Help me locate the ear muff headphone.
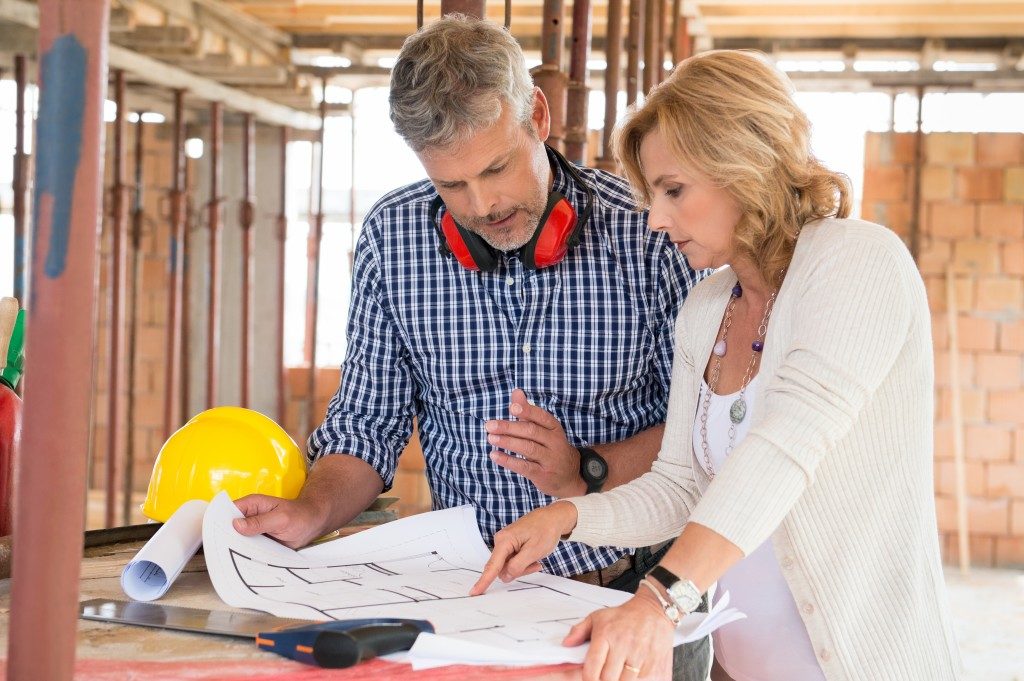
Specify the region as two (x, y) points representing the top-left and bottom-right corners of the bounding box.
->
(429, 146), (595, 272)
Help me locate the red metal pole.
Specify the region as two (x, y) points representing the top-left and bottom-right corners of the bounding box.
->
(672, 11), (692, 65)
(13, 54), (29, 306)
(206, 101), (223, 409)
(625, 0), (643, 105)
(123, 113), (145, 525)
(163, 90), (186, 440)
(9, 2), (110, 679)
(276, 126), (288, 426)
(302, 94), (327, 445)
(565, 0), (593, 164)
(596, 0), (623, 171)
(643, 0), (657, 94)
(180, 150), (192, 421)
(240, 113), (256, 409)
(105, 69), (130, 528)
(534, 0), (568, 152)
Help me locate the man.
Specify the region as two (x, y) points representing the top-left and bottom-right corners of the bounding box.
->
(234, 14), (708, 679)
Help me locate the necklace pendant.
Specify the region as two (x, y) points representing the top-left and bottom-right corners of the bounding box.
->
(713, 340), (727, 357)
(729, 398), (747, 424)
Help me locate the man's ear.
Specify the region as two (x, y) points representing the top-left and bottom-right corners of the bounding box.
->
(531, 87), (551, 142)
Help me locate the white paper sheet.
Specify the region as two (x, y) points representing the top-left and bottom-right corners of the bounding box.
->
(120, 499), (208, 601)
(200, 492), (745, 667)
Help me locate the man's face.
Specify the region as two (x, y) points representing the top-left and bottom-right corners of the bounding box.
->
(417, 91), (553, 252)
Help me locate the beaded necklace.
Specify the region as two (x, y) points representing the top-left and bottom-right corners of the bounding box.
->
(699, 281), (779, 478)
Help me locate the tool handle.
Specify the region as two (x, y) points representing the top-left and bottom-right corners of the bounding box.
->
(313, 623), (423, 668)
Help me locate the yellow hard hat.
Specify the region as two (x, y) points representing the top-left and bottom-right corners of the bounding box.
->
(142, 406), (307, 523)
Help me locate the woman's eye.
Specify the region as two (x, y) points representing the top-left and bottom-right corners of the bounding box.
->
(666, 186), (682, 198)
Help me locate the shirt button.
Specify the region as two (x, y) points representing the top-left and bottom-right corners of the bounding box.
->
(523, 343), (532, 354)
(802, 603), (815, 615)
(506, 276), (515, 286)
(781, 556), (794, 569)
(819, 649), (831, 662)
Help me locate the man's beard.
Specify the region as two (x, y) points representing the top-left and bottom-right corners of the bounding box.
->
(454, 192), (549, 252)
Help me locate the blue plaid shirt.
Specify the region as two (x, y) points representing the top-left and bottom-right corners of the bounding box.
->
(309, 158), (705, 577)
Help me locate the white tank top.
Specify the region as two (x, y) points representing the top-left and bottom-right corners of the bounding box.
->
(692, 374), (825, 681)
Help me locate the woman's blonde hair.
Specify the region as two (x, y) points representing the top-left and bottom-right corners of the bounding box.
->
(615, 50), (850, 287)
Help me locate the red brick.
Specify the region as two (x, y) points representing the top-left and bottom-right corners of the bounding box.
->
(975, 352), (1022, 389)
(995, 537), (1024, 567)
(974, 278), (1024, 314)
(924, 275), (975, 314)
(965, 424), (1013, 461)
(987, 462), (1024, 497)
(934, 494), (958, 532)
(937, 387), (986, 423)
(926, 133), (975, 165)
(136, 325), (167, 361)
(934, 459), (986, 497)
(978, 203), (1024, 240)
(957, 316), (998, 351)
(976, 133), (1024, 167)
(1007, 167), (1024, 202)
(933, 350), (974, 388)
(1004, 243), (1024, 277)
(1013, 499), (1024, 535)
(952, 240), (1000, 275)
(968, 497), (1010, 534)
(863, 166), (908, 202)
(879, 201), (911, 236)
(316, 367), (342, 399)
(134, 393), (165, 429)
(931, 312), (949, 351)
(1000, 320), (1024, 352)
(944, 534), (995, 568)
(287, 366), (308, 398)
(989, 391), (1024, 425)
(956, 167), (1004, 201)
(928, 202), (976, 239)
(920, 166), (953, 201)
(918, 239), (952, 277)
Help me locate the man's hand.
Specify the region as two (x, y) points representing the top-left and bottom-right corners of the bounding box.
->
(485, 388), (587, 498)
(469, 501), (578, 595)
(232, 494), (329, 550)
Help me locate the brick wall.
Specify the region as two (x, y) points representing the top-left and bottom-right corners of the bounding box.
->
(863, 131), (1024, 568)
(90, 122), (198, 526)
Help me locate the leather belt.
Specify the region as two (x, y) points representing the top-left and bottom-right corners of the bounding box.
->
(570, 553), (634, 587)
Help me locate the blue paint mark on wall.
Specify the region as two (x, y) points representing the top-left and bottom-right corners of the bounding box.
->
(32, 34), (86, 279)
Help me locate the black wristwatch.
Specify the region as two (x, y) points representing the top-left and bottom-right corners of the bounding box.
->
(577, 447), (608, 494)
(647, 565), (702, 615)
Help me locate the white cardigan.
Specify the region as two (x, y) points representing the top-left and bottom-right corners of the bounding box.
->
(568, 218), (963, 680)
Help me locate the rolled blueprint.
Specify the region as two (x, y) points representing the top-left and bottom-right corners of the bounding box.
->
(121, 499), (208, 601)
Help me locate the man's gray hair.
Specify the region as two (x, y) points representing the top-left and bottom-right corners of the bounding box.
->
(389, 14), (535, 151)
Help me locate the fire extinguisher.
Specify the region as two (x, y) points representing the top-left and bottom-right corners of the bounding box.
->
(0, 297), (24, 537)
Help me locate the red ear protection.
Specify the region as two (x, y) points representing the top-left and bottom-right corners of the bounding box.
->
(429, 146), (594, 273)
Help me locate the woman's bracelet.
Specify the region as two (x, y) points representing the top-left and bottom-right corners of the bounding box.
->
(638, 577), (682, 626)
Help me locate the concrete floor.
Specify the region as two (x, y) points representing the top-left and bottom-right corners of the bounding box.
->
(945, 567), (1024, 680)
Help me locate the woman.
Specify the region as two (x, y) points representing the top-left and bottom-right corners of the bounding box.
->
(470, 50), (962, 681)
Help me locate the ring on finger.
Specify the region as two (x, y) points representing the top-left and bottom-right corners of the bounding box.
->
(623, 663), (641, 674)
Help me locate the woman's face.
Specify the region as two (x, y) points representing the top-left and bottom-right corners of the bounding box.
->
(639, 127), (743, 271)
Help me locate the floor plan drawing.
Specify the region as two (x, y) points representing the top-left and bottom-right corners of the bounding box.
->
(199, 492), (744, 667)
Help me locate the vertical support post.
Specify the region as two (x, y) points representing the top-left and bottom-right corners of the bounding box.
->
(163, 90), (186, 439)
(565, 0), (593, 164)
(239, 113), (256, 409)
(596, 0), (623, 172)
(9, 2), (110, 679)
(123, 113), (145, 525)
(13, 54), (29, 305)
(348, 92), (358, 275)
(643, 0), (657, 94)
(105, 69), (130, 528)
(654, 0), (666, 83)
(206, 101), (223, 409)
(625, 0), (643, 105)
(180, 150), (192, 421)
(276, 126), (288, 426)
(671, 3), (691, 65)
(909, 86), (924, 264)
(302, 90), (327, 446)
(534, 0), (568, 152)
